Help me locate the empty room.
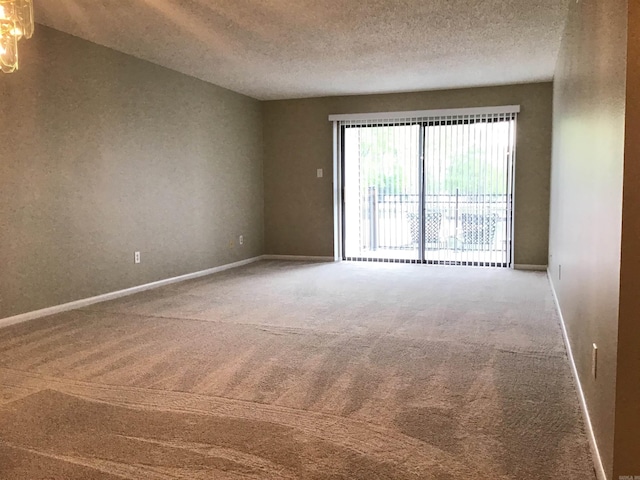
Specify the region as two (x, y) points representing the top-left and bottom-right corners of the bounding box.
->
(1, 0), (639, 479)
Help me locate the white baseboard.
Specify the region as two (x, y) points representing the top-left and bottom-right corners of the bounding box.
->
(0, 256), (263, 330)
(514, 264), (548, 271)
(547, 270), (608, 480)
(261, 255), (335, 262)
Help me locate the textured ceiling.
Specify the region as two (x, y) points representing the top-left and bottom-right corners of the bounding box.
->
(34, 0), (570, 100)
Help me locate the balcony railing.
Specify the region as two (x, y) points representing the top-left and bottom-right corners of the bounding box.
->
(346, 190), (510, 261)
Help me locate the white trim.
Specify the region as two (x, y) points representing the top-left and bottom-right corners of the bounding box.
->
(328, 105), (521, 122)
(0, 256), (263, 330)
(261, 255), (336, 262)
(514, 264), (548, 271)
(548, 272), (608, 480)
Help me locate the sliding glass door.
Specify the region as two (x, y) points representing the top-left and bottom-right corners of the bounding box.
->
(343, 124), (421, 261)
(340, 109), (516, 267)
(422, 117), (515, 266)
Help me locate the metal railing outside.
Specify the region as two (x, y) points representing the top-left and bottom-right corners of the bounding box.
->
(352, 191), (510, 264)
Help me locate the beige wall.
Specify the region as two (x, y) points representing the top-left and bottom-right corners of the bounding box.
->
(263, 83), (553, 265)
(548, 0), (627, 477)
(0, 26), (264, 319)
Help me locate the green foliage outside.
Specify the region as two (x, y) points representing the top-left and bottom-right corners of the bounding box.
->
(358, 126), (412, 195)
(443, 148), (507, 195)
(358, 124), (509, 195)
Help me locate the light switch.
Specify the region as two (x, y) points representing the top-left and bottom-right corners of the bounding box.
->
(317, 168), (323, 178)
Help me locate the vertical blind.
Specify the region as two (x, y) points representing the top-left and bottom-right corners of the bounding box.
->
(334, 106), (518, 267)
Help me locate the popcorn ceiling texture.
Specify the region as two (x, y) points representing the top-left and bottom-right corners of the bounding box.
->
(35, 0), (570, 100)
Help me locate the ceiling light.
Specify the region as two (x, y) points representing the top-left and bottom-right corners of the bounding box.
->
(0, 0), (34, 73)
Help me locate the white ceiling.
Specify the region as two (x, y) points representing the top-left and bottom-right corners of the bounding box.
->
(35, 0), (570, 100)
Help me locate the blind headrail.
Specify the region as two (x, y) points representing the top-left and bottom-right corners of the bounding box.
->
(328, 105), (520, 122)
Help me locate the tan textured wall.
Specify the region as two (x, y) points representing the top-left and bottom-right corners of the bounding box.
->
(263, 83), (553, 265)
(616, 2), (640, 477)
(548, 0), (627, 477)
(0, 26), (264, 319)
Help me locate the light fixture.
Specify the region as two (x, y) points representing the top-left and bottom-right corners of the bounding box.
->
(0, 0), (34, 73)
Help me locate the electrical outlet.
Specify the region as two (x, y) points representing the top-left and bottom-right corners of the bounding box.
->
(239, 235), (244, 245)
(134, 251), (141, 264)
(592, 343), (598, 379)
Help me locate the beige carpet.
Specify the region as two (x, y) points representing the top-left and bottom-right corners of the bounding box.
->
(0, 260), (595, 479)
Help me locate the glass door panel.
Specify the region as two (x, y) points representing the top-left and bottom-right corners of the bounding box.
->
(343, 124), (421, 261)
(423, 118), (514, 266)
